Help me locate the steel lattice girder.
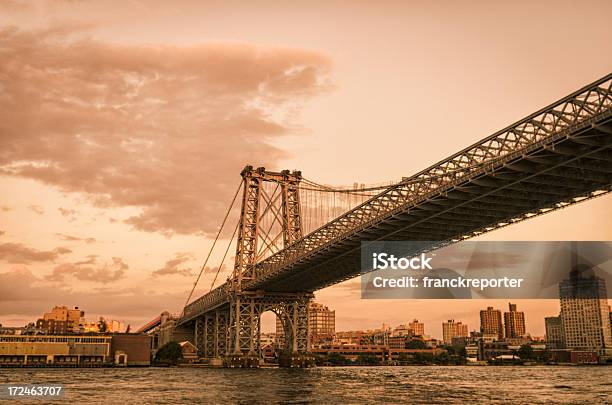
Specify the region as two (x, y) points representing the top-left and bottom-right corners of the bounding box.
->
(227, 292), (313, 356)
(180, 73), (612, 324)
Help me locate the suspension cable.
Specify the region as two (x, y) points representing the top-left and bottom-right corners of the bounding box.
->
(298, 155), (512, 194)
(181, 179), (243, 313)
(210, 218), (239, 292)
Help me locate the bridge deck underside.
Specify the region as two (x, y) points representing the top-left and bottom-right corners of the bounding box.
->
(248, 117), (612, 293)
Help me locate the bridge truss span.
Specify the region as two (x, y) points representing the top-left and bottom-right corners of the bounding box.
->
(179, 73), (612, 367)
(249, 73), (612, 291)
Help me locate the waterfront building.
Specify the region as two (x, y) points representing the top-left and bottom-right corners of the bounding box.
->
(544, 315), (565, 350)
(388, 335), (409, 349)
(309, 302), (335, 343)
(391, 324), (413, 337)
(442, 320), (468, 344)
(109, 320), (126, 333)
(360, 329), (390, 347)
(334, 330), (366, 346)
(40, 305), (84, 334)
(408, 319), (425, 336)
(37, 305), (86, 334)
(0, 334), (110, 366)
(178, 341), (198, 363)
(504, 303), (526, 339)
(0, 334), (151, 367)
(480, 306), (503, 341)
(110, 334), (153, 366)
(35, 319), (70, 335)
(559, 267), (612, 356)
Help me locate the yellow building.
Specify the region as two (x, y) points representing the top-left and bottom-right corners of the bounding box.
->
(42, 306), (85, 333)
(408, 319), (425, 336)
(0, 335), (111, 366)
(442, 320), (468, 344)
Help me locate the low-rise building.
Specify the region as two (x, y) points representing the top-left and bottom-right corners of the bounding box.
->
(0, 334), (151, 367)
(178, 341), (198, 363)
(35, 319), (70, 335)
(0, 334), (111, 366)
(110, 334), (151, 366)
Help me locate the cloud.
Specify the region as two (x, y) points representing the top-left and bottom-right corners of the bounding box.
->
(27, 205), (44, 215)
(0, 0), (31, 13)
(0, 206), (10, 211)
(152, 252), (194, 277)
(0, 26), (332, 236)
(74, 254), (97, 265)
(57, 207), (78, 222)
(46, 256), (128, 284)
(55, 233), (96, 244)
(0, 266), (185, 327)
(0, 230), (5, 236)
(0, 242), (71, 264)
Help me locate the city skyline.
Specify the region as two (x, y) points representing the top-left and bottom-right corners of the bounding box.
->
(3, 299), (595, 342)
(1, 0), (612, 340)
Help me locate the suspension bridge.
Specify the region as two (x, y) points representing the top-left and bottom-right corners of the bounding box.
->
(140, 73), (612, 367)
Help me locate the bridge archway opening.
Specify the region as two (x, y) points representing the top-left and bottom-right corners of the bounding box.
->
(259, 308), (293, 357)
(259, 310), (276, 334)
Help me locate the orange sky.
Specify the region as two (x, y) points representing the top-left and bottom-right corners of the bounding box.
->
(1, 0), (611, 339)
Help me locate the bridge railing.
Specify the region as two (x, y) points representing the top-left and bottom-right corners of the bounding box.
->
(250, 73), (612, 286)
(182, 282), (230, 322)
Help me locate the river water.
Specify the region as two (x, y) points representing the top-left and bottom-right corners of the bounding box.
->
(1, 366), (611, 404)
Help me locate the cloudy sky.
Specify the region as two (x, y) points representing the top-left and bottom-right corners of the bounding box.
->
(1, 0), (611, 338)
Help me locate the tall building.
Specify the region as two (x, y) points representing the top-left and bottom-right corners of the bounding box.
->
(559, 266), (612, 356)
(309, 302), (335, 343)
(442, 319), (468, 344)
(108, 319), (126, 333)
(480, 306), (503, 341)
(408, 319), (425, 336)
(504, 303), (526, 339)
(276, 301), (335, 347)
(40, 305), (84, 334)
(544, 315), (565, 350)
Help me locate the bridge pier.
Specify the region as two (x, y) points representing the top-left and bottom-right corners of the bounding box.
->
(194, 309), (229, 359)
(278, 353), (315, 368)
(226, 291), (314, 368)
(188, 289), (316, 367)
(191, 292), (314, 368)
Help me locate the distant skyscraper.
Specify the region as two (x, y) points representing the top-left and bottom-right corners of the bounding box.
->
(559, 260), (612, 356)
(480, 306), (503, 341)
(408, 319), (425, 336)
(544, 315), (565, 350)
(442, 319), (468, 344)
(504, 303), (526, 339)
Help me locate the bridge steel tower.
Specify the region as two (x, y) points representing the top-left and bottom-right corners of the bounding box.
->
(194, 166), (314, 368)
